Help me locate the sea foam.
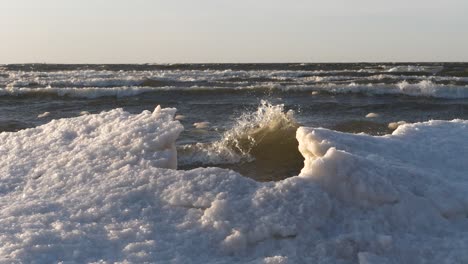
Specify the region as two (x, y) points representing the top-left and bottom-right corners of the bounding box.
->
(2, 68), (468, 99)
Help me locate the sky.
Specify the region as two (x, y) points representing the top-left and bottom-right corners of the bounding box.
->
(1, 0), (468, 63)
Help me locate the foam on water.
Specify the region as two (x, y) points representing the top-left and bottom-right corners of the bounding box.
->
(386, 65), (443, 73)
(280, 81), (468, 99)
(1, 106), (468, 263)
(0, 86), (160, 98)
(2, 66), (468, 99)
(2, 81), (467, 99)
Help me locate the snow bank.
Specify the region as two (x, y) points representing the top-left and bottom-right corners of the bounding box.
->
(297, 120), (468, 263)
(0, 107), (329, 263)
(0, 107), (185, 261)
(1, 107), (468, 263)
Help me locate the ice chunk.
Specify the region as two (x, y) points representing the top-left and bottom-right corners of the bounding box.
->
(388, 120), (407, 130)
(175, 114), (186, 120)
(365, 112), (379, 118)
(193, 121), (211, 129)
(37, 111), (50, 118)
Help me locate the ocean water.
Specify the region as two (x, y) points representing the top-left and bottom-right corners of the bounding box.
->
(1, 63), (468, 263)
(1, 63), (467, 181)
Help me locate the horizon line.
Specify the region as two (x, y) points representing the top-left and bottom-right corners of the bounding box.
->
(2, 61), (468, 65)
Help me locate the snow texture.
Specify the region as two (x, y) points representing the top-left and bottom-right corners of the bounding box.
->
(1, 107), (468, 263)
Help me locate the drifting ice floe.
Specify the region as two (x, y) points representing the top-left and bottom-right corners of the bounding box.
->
(37, 111), (50, 118)
(365, 112), (379, 118)
(0, 107), (467, 263)
(193, 121), (211, 129)
(175, 114), (186, 120)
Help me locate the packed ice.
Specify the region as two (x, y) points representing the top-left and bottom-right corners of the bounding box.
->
(1, 106), (467, 263)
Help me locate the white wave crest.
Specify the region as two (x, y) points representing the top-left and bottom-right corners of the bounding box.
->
(178, 100), (299, 166)
(281, 81), (468, 99)
(1, 67), (468, 99)
(1, 80), (468, 99)
(386, 65), (443, 73)
(0, 86), (162, 98)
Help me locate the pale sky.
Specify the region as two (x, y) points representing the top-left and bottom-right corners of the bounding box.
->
(1, 0), (468, 63)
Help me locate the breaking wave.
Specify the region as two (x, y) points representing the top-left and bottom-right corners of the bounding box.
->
(2, 64), (468, 99)
(1, 80), (468, 99)
(280, 80), (468, 99)
(0, 86), (161, 99)
(178, 101), (303, 180)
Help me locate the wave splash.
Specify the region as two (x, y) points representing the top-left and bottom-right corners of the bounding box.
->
(179, 101), (303, 180)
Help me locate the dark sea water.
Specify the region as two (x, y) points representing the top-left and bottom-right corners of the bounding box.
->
(1, 63), (468, 180)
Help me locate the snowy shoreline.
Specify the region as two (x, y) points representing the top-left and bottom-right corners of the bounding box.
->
(1, 107), (467, 263)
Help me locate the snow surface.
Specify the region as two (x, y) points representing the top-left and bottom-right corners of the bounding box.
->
(1, 107), (468, 263)
(297, 120), (468, 263)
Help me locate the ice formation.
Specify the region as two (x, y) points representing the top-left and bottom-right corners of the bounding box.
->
(1, 107), (467, 263)
(365, 112), (379, 118)
(175, 114), (186, 120)
(388, 121), (407, 130)
(37, 111), (51, 118)
(193, 121), (211, 129)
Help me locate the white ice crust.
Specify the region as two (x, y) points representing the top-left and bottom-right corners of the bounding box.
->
(1, 107), (468, 263)
(297, 120), (468, 263)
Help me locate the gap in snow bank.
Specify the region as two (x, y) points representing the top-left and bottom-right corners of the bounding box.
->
(178, 100), (304, 181)
(177, 100), (408, 181)
(2, 105), (468, 263)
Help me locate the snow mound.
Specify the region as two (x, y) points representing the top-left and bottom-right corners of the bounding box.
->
(0, 107), (330, 263)
(297, 119), (468, 263)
